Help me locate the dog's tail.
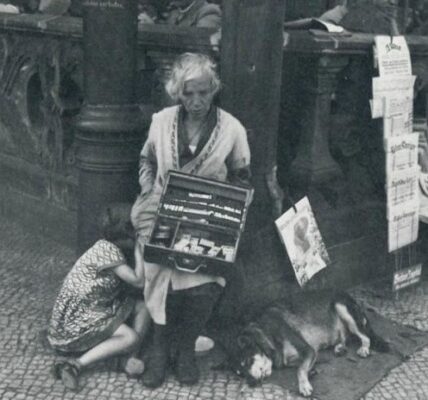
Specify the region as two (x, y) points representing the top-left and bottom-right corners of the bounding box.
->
(332, 291), (390, 353)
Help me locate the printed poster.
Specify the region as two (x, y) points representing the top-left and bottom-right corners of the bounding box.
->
(275, 197), (330, 287)
(370, 95), (413, 120)
(383, 112), (413, 137)
(374, 35), (412, 77)
(384, 133), (419, 175)
(372, 75), (415, 98)
(392, 263), (422, 291)
(387, 200), (419, 252)
(370, 76), (415, 136)
(386, 168), (419, 208)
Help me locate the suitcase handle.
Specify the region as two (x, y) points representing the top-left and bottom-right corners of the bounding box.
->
(167, 255), (206, 273)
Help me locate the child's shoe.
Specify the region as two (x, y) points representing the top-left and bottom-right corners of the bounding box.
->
(123, 356), (145, 378)
(53, 358), (81, 391)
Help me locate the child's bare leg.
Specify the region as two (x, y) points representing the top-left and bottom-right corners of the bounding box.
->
(77, 324), (139, 368)
(133, 300), (151, 345)
(123, 300), (151, 377)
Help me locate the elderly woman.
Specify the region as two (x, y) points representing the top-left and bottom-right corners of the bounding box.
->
(131, 52), (251, 387)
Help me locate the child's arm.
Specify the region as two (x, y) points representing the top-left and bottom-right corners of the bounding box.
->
(113, 245), (145, 289)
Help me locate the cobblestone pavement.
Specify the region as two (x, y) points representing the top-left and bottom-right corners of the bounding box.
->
(1, 217), (428, 400)
(350, 284), (428, 400)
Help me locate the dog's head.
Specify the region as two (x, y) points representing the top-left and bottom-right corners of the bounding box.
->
(233, 322), (275, 386)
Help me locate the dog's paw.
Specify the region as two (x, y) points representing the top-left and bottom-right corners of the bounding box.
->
(357, 346), (370, 358)
(298, 379), (313, 397)
(334, 343), (347, 356)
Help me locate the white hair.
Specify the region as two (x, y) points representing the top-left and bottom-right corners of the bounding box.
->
(165, 53), (221, 102)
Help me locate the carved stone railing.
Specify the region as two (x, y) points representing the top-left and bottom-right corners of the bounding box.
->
(281, 30), (428, 192)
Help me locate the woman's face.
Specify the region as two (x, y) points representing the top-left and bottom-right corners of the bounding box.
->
(180, 75), (215, 119)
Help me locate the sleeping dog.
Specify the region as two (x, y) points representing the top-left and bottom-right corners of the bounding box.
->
(232, 291), (390, 397)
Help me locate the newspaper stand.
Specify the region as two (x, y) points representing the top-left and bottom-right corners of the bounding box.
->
(144, 171), (252, 277)
(371, 34), (422, 296)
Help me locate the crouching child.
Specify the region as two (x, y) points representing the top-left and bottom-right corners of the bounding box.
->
(47, 204), (151, 391)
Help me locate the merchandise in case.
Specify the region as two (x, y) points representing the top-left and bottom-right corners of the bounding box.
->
(144, 171), (253, 277)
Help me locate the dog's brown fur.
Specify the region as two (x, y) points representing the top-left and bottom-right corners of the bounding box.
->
(232, 291), (389, 397)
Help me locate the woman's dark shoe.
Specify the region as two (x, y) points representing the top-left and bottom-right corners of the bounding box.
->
(175, 350), (200, 385)
(142, 323), (169, 388)
(141, 347), (168, 388)
(53, 358), (81, 391)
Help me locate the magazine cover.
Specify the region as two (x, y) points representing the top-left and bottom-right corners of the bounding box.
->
(275, 197), (330, 286)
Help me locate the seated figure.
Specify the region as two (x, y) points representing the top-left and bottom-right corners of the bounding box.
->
(138, 0), (161, 24)
(319, 0), (405, 34)
(164, 0), (221, 29)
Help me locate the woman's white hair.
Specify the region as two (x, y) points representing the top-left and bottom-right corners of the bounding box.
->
(165, 53), (221, 102)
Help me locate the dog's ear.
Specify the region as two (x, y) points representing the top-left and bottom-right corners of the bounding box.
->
(245, 323), (276, 356)
(237, 334), (251, 349)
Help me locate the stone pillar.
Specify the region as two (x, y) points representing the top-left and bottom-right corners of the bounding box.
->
(75, 0), (141, 251)
(214, 0), (288, 318)
(289, 55), (349, 189)
(220, 0), (286, 227)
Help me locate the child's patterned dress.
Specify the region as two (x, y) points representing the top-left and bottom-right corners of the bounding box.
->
(47, 240), (135, 353)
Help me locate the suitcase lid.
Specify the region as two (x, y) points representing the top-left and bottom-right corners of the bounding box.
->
(158, 171), (252, 231)
(164, 171), (253, 204)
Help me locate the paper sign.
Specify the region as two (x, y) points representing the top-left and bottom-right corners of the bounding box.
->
(374, 36), (412, 77)
(275, 197), (330, 287)
(372, 76), (415, 98)
(386, 168), (420, 208)
(392, 263), (422, 291)
(383, 112), (413, 137)
(371, 75), (415, 132)
(392, 114), (406, 134)
(385, 133), (419, 173)
(384, 95), (413, 118)
(372, 35), (419, 253)
(387, 201), (419, 252)
(371, 95), (413, 120)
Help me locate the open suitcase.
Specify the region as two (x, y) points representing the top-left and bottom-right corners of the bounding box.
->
(144, 171), (253, 277)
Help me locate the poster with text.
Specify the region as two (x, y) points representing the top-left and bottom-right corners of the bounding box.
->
(374, 35), (412, 77)
(386, 167), (419, 208)
(387, 201), (419, 252)
(384, 133), (419, 175)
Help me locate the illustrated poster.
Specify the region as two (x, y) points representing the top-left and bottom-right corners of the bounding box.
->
(275, 197), (330, 286)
